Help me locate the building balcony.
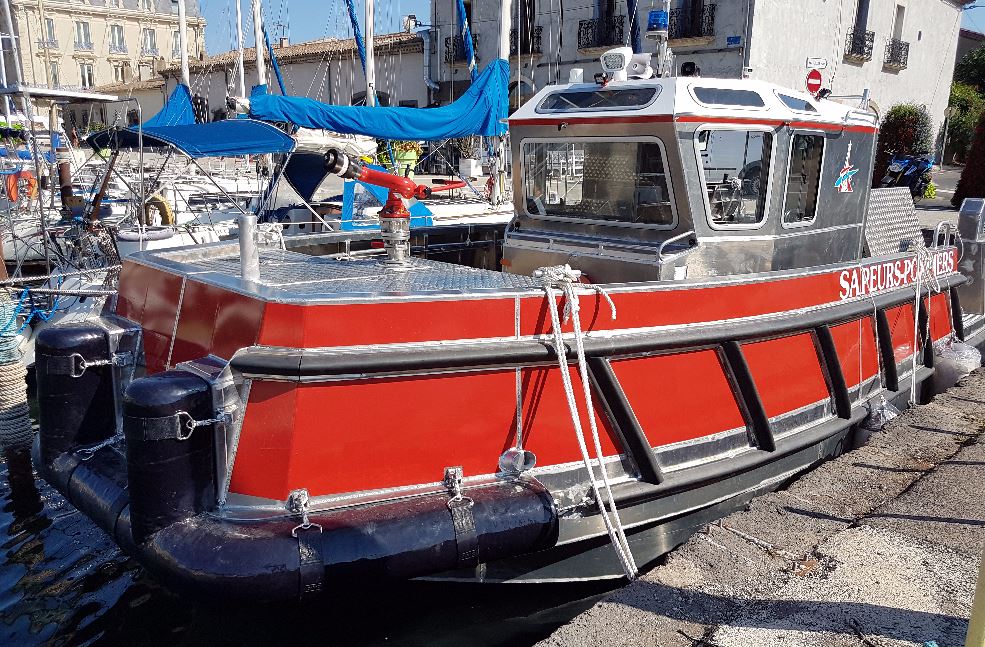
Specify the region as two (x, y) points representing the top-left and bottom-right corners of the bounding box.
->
(444, 34), (479, 65)
(884, 38), (909, 70)
(668, 3), (716, 42)
(844, 29), (874, 62)
(74, 40), (94, 52)
(578, 15), (625, 50)
(108, 43), (128, 55)
(141, 46), (159, 57)
(510, 26), (543, 56)
(36, 38), (58, 50)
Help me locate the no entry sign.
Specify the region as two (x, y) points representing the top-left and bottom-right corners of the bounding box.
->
(806, 69), (823, 95)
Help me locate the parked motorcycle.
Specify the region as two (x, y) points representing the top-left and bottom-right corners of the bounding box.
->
(880, 154), (933, 203)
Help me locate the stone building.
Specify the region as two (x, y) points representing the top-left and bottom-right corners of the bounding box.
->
(6, 0), (204, 93)
(431, 0), (973, 129)
(157, 31), (429, 122)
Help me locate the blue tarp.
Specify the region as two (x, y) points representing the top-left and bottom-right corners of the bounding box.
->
(248, 58), (509, 140)
(88, 119), (296, 158)
(144, 84), (195, 127)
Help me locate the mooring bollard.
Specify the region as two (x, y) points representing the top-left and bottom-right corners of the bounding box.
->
(968, 544), (985, 647)
(0, 294), (33, 447)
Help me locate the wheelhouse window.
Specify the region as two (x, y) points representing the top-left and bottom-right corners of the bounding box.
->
(782, 134), (825, 226)
(697, 129), (773, 227)
(522, 139), (674, 226)
(692, 87), (765, 108)
(536, 87), (659, 113)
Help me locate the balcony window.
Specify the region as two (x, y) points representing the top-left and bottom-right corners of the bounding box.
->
(844, 29), (874, 62)
(79, 63), (94, 89)
(884, 39), (909, 70)
(38, 17), (57, 49)
(110, 25), (127, 54)
(142, 28), (158, 56)
(172, 30), (181, 58)
(510, 26), (543, 55)
(578, 15), (625, 50)
(48, 61), (60, 88)
(75, 22), (92, 50)
(444, 34), (479, 65)
(668, 2), (716, 40)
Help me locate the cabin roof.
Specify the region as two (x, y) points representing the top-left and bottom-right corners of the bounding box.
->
(509, 76), (878, 131)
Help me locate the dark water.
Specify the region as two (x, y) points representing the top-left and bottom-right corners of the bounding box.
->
(0, 431), (615, 646)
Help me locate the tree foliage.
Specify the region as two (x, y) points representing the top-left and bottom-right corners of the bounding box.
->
(873, 103), (935, 185)
(955, 43), (985, 91)
(953, 110), (985, 207)
(947, 82), (985, 163)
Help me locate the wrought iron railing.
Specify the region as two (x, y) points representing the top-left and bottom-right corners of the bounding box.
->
(884, 38), (909, 70)
(844, 29), (874, 61)
(510, 26), (543, 55)
(578, 15), (625, 50)
(444, 34), (479, 65)
(109, 43), (128, 54)
(141, 46), (159, 57)
(37, 38), (58, 50)
(668, 3), (716, 40)
(74, 40), (93, 52)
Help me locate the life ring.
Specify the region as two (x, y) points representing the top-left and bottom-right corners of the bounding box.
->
(142, 193), (175, 226)
(5, 170), (37, 202)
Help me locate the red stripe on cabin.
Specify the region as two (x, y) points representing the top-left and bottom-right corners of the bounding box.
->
(927, 293), (953, 342)
(829, 317), (879, 388)
(230, 367), (622, 500)
(509, 115), (675, 126)
(885, 304), (917, 364)
(610, 349), (745, 447)
(742, 333), (830, 418)
(676, 115), (878, 133)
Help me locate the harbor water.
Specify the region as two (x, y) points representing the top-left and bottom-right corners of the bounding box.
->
(0, 411), (614, 646)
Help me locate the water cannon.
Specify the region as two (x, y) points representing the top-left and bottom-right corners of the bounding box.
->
(324, 148), (431, 267)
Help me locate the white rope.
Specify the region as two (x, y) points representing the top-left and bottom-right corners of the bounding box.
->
(909, 245), (943, 404)
(534, 264), (638, 580)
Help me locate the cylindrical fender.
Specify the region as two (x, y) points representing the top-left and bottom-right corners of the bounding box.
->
(123, 370), (217, 544)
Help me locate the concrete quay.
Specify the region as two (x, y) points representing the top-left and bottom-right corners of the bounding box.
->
(540, 371), (985, 647)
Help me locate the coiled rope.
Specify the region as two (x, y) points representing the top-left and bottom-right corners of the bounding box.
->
(535, 264), (638, 580)
(0, 296), (32, 446)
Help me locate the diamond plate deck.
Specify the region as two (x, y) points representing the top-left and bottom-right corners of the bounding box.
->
(865, 188), (924, 257)
(174, 248), (539, 298)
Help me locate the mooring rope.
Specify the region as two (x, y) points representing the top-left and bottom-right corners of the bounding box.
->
(0, 297), (32, 446)
(535, 264), (638, 580)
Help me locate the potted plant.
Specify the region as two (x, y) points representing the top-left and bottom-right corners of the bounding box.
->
(453, 135), (482, 177)
(378, 140), (422, 177)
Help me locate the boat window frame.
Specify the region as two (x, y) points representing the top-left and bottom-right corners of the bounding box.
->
(693, 123), (778, 232)
(688, 86), (768, 112)
(518, 135), (679, 231)
(774, 91), (818, 114)
(780, 129), (828, 230)
(534, 85), (662, 115)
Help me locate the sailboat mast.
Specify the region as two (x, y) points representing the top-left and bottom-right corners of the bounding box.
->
(364, 0), (376, 106)
(490, 0), (510, 207)
(235, 0), (246, 95)
(176, 0), (190, 87)
(252, 0), (268, 86)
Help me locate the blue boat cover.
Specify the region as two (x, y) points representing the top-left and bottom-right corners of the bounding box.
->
(248, 58), (509, 140)
(144, 84), (195, 127)
(88, 119), (296, 158)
